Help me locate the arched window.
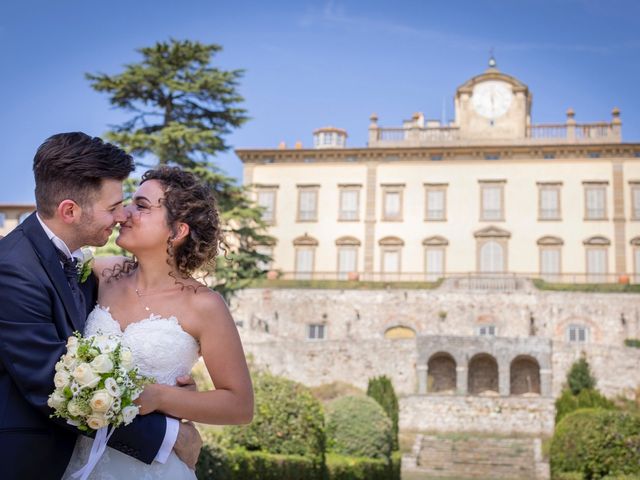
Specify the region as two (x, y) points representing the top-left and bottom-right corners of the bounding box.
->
(475, 226), (510, 273)
(583, 236), (610, 283)
(336, 236), (360, 280)
(293, 235), (318, 280)
(379, 236), (404, 280)
(384, 326), (416, 339)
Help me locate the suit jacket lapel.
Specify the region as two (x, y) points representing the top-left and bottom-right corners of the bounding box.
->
(21, 213), (85, 332)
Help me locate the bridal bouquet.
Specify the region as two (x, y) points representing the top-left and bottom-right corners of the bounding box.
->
(48, 332), (154, 431)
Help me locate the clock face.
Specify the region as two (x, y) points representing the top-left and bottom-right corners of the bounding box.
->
(472, 81), (513, 119)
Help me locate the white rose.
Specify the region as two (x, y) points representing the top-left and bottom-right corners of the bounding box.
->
(66, 336), (79, 354)
(87, 413), (108, 430)
(62, 353), (77, 369)
(104, 377), (122, 397)
(72, 363), (100, 388)
(91, 354), (114, 374)
(53, 371), (70, 389)
(67, 399), (86, 417)
(93, 335), (118, 354)
(47, 391), (66, 410)
(89, 390), (114, 413)
(54, 360), (65, 372)
(120, 349), (133, 370)
(121, 406), (138, 425)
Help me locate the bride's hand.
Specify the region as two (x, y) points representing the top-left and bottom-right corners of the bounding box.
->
(133, 383), (165, 415)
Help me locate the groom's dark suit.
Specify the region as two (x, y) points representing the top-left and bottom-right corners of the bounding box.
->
(0, 213), (167, 480)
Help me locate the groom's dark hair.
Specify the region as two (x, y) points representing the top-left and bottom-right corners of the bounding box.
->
(33, 132), (134, 218)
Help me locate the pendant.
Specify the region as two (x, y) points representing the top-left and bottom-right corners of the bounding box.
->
(145, 306), (150, 311)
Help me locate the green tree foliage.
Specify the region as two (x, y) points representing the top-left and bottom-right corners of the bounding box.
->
(221, 372), (326, 467)
(86, 39), (247, 167)
(325, 395), (393, 460)
(366, 376), (399, 451)
(567, 357), (596, 395)
(555, 388), (616, 424)
(550, 408), (640, 478)
(87, 39), (273, 299)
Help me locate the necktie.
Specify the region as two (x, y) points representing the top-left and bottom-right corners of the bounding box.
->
(55, 248), (86, 319)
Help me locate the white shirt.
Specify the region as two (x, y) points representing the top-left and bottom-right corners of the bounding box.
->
(36, 213), (179, 464)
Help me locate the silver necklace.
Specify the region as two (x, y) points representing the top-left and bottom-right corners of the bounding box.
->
(135, 285), (181, 312)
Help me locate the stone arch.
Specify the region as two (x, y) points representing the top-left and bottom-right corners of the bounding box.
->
(510, 355), (541, 395)
(427, 352), (456, 394)
(384, 325), (416, 340)
(468, 353), (499, 395)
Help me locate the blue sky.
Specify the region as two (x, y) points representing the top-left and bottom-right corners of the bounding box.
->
(1, 0), (639, 202)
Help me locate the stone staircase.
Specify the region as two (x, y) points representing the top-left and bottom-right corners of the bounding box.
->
(403, 433), (549, 479)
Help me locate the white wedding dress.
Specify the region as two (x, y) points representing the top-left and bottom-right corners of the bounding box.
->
(63, 305), (200, 480)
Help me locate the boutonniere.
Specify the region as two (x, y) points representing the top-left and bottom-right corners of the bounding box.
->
(77, 247), (95, 284)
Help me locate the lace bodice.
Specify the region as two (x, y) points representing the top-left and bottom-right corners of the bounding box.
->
(84, 305), (200, 386)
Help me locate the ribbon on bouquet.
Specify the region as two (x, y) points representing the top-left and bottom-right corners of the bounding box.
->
(71, 426), (116, 480)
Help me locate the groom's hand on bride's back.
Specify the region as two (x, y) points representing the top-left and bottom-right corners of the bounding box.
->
(174, 421), (203, 470)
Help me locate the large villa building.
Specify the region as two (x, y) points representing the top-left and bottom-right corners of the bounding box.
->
(236, 58), (640, 284)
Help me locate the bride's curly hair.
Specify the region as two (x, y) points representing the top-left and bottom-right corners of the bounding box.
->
(143, 166), (223, 278)
(105, 167), (225, 286)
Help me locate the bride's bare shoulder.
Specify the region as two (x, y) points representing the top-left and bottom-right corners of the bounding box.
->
(93, 255), (134, 282)
(187, 287), (232, 327)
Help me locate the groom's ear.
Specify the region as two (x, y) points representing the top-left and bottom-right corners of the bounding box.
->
(57, 199), (81, 224)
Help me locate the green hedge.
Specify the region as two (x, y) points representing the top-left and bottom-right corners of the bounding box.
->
(326, 395), (393, 460)
(222, 371), (326, 463)
(552, 473), (583, 480)
(550, 408), (640, 478)
(555, 388), (615, 423)
(532, 279), (640, 293)
(248, 278), (443, 290)
(196, 445), (320, 480)
(196, 446), (402, 480)
(326, 452), (401, 480)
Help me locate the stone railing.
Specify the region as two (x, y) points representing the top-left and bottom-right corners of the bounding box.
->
(367, 108), (622, 147)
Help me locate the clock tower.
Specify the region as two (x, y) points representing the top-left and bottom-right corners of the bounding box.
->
(454, 57), (531, 141)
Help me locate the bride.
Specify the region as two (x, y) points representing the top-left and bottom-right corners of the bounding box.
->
(64, 166), (254, 479)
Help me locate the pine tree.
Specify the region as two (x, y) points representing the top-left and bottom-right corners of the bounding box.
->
(87, 39), (273, 299)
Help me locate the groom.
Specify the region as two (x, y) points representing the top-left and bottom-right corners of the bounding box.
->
(0, 132), (202, 479)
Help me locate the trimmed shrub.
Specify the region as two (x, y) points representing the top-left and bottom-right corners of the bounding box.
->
(555, 388), (616, 423)
(567, 357), (596, 395)
(550, 408), (640, 478)
(222, 371), (326, 465)
(326, 452), (401, 480)
(196, 445), (318, 480)
(326, 395), (393, 460)
(366, 375), (400, 451)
